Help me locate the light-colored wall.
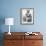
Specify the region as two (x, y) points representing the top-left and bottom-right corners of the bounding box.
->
(0, 0), (46, 32)
(0, 0), (46, 46)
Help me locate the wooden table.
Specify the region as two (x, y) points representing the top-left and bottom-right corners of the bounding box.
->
(4, 32), (43, 46)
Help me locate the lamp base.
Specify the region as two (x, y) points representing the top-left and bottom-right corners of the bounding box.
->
(8, 32), (11, 35)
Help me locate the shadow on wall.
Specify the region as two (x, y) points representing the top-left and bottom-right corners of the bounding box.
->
(0, 16), (5, 46)
(0, 16), (5, 32)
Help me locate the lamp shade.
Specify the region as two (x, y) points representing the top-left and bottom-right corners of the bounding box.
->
(5, 18), (14, 25)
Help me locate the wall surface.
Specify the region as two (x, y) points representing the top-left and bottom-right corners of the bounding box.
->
(0, 0), (46, 32)
(0, 0), (46, 46)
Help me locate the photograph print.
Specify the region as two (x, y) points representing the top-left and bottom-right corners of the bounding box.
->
(20, 8), (34, 24)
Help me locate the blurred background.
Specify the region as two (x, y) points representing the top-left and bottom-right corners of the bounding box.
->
(0, 0), (46, 46)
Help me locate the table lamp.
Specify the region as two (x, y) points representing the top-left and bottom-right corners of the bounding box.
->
(5, 18), (14, 35)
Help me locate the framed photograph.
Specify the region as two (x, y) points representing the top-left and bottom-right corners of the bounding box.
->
(20, 8), (34, 24)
